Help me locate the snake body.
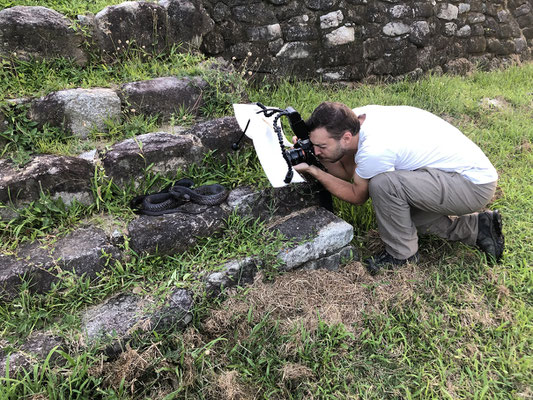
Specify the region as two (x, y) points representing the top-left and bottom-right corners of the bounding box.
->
(131, 179), (229, 215)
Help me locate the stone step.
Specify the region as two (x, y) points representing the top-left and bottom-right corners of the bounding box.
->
(0, 116), (245, 214)
(0, 226), (120, 302)
(0, 187), (357, 375)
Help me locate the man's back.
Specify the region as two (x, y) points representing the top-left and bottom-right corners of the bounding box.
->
(353, 105), (498, 184)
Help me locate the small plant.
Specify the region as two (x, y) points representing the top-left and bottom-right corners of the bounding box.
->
(0, 103), (76, 165)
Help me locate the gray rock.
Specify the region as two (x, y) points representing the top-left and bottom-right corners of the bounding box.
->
(82, 289), (193, 344)
(227, 183), (325, 221)
(410, 21), (430, 46)
(120, 76), (208, 120)
(29, 88), (121, 139)
(301, 244), (357, 271)
(233, 3), (276, 24)
(383, 22), (410, 37)
(305, 0), (338, 11)
(0, 332), (64, 377)
(436, 3), (459, 21)
(0, 227), (120, 302)
(0, 155), (93, 210)
(128, 205), (229, 255)
(468, 12), (486, 24)
(161, 0), (214, 48)
(283, 22), (319, 41)
(247, 24), (282, 42)
(0, 6), (87, 65)
(390, 5), (412, 18)
(445, 22), (458, 36)
(276, 41), (313, 59)
(320, 10), (343, 29)
(443, 57), (474, 75)
(325, 26), (355, 46)
(101, 131), (202, 186)
(456, 25), (471, 38)
(205, 257), (260, 296)
(186, 116), (243, 155)
(269, 207), (354, 271)
(458, 3), (471, 14)
(94, 1), (168, 56)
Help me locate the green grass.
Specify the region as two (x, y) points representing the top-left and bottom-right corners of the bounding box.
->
(0, 58), (532, 399)
(0, 0), (132, 18)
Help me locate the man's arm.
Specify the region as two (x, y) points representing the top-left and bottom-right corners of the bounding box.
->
(294, 163), (369, 205)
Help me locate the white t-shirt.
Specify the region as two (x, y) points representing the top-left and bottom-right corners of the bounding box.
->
(353, 105), (498, 184)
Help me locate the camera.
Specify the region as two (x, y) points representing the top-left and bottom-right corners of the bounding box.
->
(284, 107), (323, 169)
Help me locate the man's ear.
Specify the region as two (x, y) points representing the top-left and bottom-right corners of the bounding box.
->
(358, 113), (366, 125)
(341, 130), (353, 143)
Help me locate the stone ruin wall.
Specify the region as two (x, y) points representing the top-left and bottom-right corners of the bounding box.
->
(0, 0), (532, 82)
(200, 0), (533, 81)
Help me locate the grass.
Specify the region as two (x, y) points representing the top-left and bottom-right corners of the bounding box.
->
(0, 0), (138, 18)
(0, 45), (532, 399)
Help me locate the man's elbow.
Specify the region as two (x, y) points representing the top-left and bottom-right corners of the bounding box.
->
(350, 193), (368, 206)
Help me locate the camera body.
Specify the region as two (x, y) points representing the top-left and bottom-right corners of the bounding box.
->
(284, 107), (323, 169)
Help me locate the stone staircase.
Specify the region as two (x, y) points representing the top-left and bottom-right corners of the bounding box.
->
(0, 74), (358, 377)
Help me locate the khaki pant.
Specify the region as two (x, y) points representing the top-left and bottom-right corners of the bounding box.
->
(368, 168), (497, 259)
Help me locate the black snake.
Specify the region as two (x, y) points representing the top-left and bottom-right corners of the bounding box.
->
(131, 178), (229, 215)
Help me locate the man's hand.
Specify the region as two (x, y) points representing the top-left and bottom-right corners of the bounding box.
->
(293, 162), (312, 174)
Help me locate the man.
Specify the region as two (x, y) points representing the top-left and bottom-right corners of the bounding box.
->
(293, 102), (504, 275)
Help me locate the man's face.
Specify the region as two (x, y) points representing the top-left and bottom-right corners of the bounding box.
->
(309, 127), (344, 163)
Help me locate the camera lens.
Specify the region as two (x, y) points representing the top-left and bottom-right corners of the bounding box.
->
(286, 148), (307, 165)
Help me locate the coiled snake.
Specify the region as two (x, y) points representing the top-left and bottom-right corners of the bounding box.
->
(131, 178), (229, 215)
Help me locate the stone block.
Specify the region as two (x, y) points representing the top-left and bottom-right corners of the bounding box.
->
(0, 227), (120, 302)
(29, 88), (121, 139)
(128, 205), (229, 255)
(0, 332), (64, 377)
(456, 25), (471, 37)
(410, 21), (431, 46)
(270, 207), (354, 271)
(0, 155), (93, 210)
(247, 24), (282, 41)
(162, 0), (214, 47)
(467, 36), (487, 53)
(304, 0), (339, 11)
(82, 289), (193, 348)
(276, 41), (314, 59)
(300, 244), (357, 270)
(413, 2), (434, 18)
(233, 3), (276, 24)
(120, 76), (208, 120)
(94, 2), (168, 56)
(186, 116), (244, 155)
(437, 3), (459, 20)
(383, 22), (410, 37)
(205, 257), (260, 296)
(390, 5), (412, 18)
(320, 10), (343, 29)
(0, 6), (87, 65)
(325, 26), (355, 46)
(101, 131), (203, 186)
(226, 182), (325, 221)
(283, 23), (318, 41)
(443, 57), (475, 75)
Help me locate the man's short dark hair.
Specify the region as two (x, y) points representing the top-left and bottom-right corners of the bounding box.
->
(306, 102), (360, 140)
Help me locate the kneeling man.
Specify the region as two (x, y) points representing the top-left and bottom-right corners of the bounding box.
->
(293, 102), (504, 275)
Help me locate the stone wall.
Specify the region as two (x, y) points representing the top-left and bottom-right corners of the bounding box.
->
(201, 0), (533, 80)
(1, 0), (531, 82)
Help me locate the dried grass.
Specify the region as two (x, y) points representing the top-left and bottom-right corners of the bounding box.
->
(204, 260), (425, 338)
